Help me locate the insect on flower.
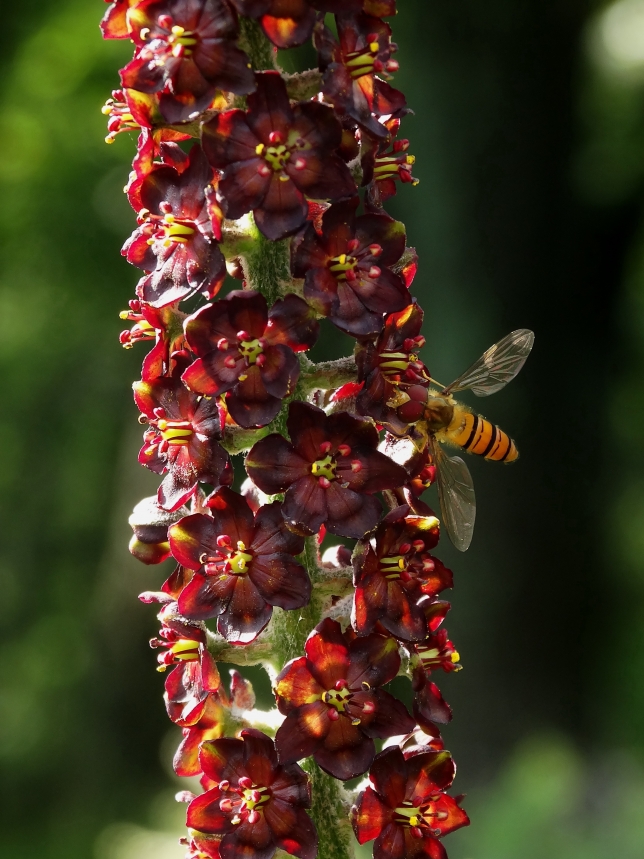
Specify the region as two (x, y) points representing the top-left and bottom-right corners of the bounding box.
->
(390, 329), (535, 552)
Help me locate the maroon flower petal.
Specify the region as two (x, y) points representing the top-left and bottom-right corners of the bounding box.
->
(178, 571), (237, 620)
(304, 617), (351, 688)
(404, 750), (456, 801)
(260, 6), (316, 49)
(346, 632), (401, 688)
(273, 807), (318, 859)
(286, 401), (331, 461)
(323, 482), (382, 538)
(274, 703), (328, 762)
(218, 576), (273, 643)
(220, 818), (275, 859)
(246, 435), (311, 495)
(282, 476), (328, 536)
(373, 823), (406, 859)
(315, 718), (375, 780)
(253, 178), (309, 241)
(258, 345), (300, 399)
(208, 486), (254, 546)
(337, 447), (407, 493)
(200, 736), (247, 783)
(250, 555), (311, 610)
(187, 788), (231, 834)
(275, 658), (322, 713)
(354, 688), (416, 739)
(265, 294), (319, 351)
(169, 513), (219, 570)
(251, 502), (305, 556)
(242, 727), (279, 777)
(228, 371), (283, 428)
(353, 787), (393, 844)
(271, 764), (312, 805)
(369, 746), (408, 808)
(246, 71), (294, 140)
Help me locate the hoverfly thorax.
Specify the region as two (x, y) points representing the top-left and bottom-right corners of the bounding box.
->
(423, 395), (454, 432)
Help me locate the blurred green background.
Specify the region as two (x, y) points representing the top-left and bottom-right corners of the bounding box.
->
(2, 0), (644, 856)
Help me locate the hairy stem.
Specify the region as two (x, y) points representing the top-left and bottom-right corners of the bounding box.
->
(238, 28), (356, 859)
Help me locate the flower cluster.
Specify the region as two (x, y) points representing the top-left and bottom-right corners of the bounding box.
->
(103, 2), (469, 858)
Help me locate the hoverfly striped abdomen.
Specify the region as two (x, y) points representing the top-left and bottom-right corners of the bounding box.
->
(445, 409), (518, 463)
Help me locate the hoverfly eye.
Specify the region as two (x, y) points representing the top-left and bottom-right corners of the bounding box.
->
(407, 384), (429, 403)
(398, 400), (425, 424)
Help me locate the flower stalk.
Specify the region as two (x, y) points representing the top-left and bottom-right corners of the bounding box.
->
(102, 2), (475, 858)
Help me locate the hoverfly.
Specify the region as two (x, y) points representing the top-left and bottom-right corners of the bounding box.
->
(389, 329), (535, 552)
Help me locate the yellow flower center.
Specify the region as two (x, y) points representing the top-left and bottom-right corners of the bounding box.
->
(239, 338), (263, 364)
(311, 454), (336, 481)
(228, 549), (253, 575)
(322, 686), (351, 712)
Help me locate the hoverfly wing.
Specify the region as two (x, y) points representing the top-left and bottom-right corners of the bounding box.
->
(443, 328), (534, 397)
(431, 436), (476, 552)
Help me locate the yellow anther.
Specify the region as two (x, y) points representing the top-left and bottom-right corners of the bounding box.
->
(171, 25), (185, 36)
(369, 41), (379, 52)
(255, 143), (265, 155)
(451, 651), (460, 663)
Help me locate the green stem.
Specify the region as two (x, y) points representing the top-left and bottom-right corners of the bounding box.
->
(270, 538), (355, 859)
(238, 17), (277, 72)
(236, 26), (356, 859)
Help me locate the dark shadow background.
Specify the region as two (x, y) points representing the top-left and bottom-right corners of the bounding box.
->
(2, 1), (644, 857)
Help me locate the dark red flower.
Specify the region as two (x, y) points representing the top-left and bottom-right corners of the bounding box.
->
(274, 618), (415, 780)
(362, 117), (419, 209)
(412, 629), (461, 677)
(352, 745), (469, 859)
(101, 0), (140, 38)
(319, 0), (397, 12)
(170, 670), (254, 777)
(123, 144), (226, 308)
(120, 0), (255, 123)
(352, 512), (453, 642)
(380, 434), (439, 518)
(202, 72), (356, 241)
(168, 487), (310, 643)
(245, 401), (407, 538)
(134, 374), (233, 511)
(182, 832), (222, 859)
(148, 599), (213, 669)
(120, 298), (187, 381)
(411, 667), (452, 737)
(291, 199), (409, 337)
(229, 0), (316, 48)
(314, 13), (405, 140)
(229, 0), (397, 49)
(187, 728), (317, 859)
(356, 303), (431, 433)
(182, 290), (319, 428)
